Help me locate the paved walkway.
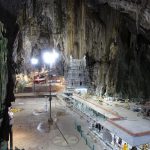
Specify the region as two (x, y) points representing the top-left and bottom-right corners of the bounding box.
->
(12, 97), (106, 150)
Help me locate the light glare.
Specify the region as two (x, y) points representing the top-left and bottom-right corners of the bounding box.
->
(31, 58), (38, 65)
(42, 50), (59, 65)
(53, 49), (59, 59)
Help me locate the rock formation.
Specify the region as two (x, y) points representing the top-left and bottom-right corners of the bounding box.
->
(0, 0), (150, 147)
(0, 0), (150, 102)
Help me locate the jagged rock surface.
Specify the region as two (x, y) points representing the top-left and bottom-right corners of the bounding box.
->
(0, 0), (150, 104)
(59, 1), (150, 99)
(84, 4), (150, 99)
(13, 0), (150, 99)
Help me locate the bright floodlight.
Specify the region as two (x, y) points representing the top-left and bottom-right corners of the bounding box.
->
(31, 58), (38, 65)
(42, 50), (59, 65)
(53, 49), (59, 59)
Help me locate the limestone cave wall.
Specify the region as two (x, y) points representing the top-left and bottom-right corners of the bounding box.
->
(58, 1), (150, 100)
(0, 0), (150, 120)
(0, 0), (20, 144)
(20, 0), (149, 100)
(84, 4), (150, 99)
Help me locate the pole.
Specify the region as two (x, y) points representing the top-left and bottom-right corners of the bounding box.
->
(34, 80), (35, 93)
(49, 81), (52, 120)
(48, 67), (53, 124)
(33, 66), (36, 94)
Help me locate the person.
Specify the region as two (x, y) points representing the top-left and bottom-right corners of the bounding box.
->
(114, 135), (116, 145)
(118, 137), (122, 145)
(131, 146), (137, 150)
(122, 143), (128, 150)
(8, 107), (14, 127)
(8, 107), (14, 136)
(141, 144), (148, 150)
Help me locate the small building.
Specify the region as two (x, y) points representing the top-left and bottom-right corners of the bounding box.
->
(65, 56), (89, 90)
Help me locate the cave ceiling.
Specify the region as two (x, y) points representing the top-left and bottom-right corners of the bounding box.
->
(97, 0), (150, 30)
(0, 1), (150, 40)
(0, 0), (150, 29)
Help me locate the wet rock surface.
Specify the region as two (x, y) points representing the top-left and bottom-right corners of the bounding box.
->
(0, 0), (150, 100)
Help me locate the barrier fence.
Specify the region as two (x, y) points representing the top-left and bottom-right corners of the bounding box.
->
(75, 121), (95, 150)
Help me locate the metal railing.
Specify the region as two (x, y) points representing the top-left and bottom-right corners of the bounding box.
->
(75, 121), (95, 150)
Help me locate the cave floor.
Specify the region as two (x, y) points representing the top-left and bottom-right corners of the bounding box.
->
(11, 97), (106, 150)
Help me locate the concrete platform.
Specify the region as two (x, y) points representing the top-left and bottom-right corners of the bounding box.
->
(15, 92), (57, 98)
(72, 94), (150, 147)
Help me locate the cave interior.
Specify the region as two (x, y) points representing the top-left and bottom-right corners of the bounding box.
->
(0, 0), (150, 149)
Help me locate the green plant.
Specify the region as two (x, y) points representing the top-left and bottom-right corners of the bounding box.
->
(16, 80), (27, 93)
(0, 21), (8, 114)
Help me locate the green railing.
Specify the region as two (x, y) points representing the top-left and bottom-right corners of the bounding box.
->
(73, 99), (107, 122)
(75, 121), (95, 150)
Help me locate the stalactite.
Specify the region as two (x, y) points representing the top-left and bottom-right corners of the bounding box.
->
(67, 0), (74, 57)
(135, 4), (139, 33)
(53, 0), (63, 34)
(80, 0), (86, 58)
(33, 0), (36, 17)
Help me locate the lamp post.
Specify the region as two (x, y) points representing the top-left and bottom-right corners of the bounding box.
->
(42, 49), (59, 123)
(31, 58), (38, 93)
